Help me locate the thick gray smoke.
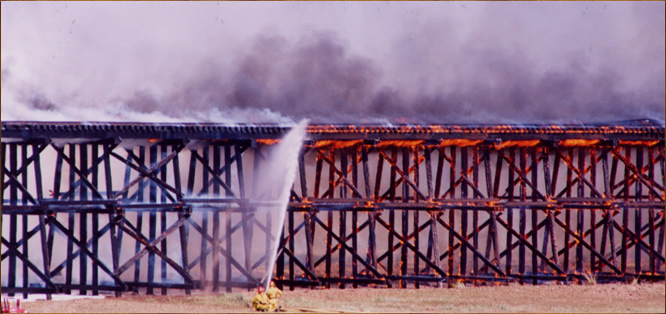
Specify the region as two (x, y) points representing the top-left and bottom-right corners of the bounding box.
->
(1, 2), (664, 123)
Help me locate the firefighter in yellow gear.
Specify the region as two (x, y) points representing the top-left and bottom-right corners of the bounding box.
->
(266, 280), (283, 311)
(252, 286), (270, 312)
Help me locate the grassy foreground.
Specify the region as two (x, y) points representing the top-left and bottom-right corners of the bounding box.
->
(21, 282), (665, 313)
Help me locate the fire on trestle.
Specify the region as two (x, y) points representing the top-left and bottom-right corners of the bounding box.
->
(1, 119), (664, 299)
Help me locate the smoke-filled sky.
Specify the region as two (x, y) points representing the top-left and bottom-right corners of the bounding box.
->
(1, 1), (664, 124)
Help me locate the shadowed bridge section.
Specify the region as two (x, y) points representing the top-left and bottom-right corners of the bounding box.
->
(1, 120), (664, 297)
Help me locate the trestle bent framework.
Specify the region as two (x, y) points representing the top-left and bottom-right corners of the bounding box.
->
(1, 120), (664, 297)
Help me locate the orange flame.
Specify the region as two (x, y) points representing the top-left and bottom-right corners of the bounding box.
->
(148, 138), (160, 143)
(377, 140), (424, 148)
(313, 140), (363, 149)
(618, 140), (660, 147)
(558, 139), (601, 147)
(439, 139), (484, 147)
(494, 140), (540, 150)
(256, 139), (281, 145)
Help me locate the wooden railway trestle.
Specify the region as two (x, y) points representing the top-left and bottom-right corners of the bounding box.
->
(1, 120), (664, 297)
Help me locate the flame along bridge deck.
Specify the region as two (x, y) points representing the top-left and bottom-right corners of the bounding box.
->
(1, 120), (664, 297)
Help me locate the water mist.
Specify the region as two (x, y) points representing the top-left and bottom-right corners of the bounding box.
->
(257, 119), (309, 290)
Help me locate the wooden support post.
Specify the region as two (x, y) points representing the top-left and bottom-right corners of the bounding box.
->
(505, 148), (514, 278)
(540, 147), (552, 272)
(266, 209), (272, 284)
(576, 148), (585, 278)
(434, 148), (444, 198)
(289, 206), (295, 291)
(147, 145), (158, 295)
(212, 210), (221, 292)
(448, 146), (455, 288)
(530, 148), (538, 285)
(339, 149), (347, 289)
(400, 148), (409, 288)
(519, 148), (526, 284)
(610, 152), (619, 196)
(634, 146), (643, 276)
(647, 147), (655, 274)
(200, 146), (209, 289)
(172, 146), (189, 294)
(325, 149), (335, 288)
(493, 149), (503, 198)
(386, 148), (397, 288)
(21, 145), (29, 298)
(472, 147), (480, 286)
(590, 148), (597, 273)
(302, 150), (314, 277)
(362, 147), (377, 276)
(212, 145), (221, 292)
(413, 146), (421, 288)
(160, 145), (168, 295)
(225, 209), (232, 292)
(225, 145), (233, 293)
(34, 144), (52, 299)
(607, 211), (619, 270)
(564, 149), (572, 276)
(351, 148), (359, 288)
(66, 144), (75, 294)
(238, 145), (251, 291)
(133, 147), (146, 294)
(79, 144), (88, 295)
(461, 147), (468, 280)
(91, 144), (99, 296)
(621, 148), (629, 276)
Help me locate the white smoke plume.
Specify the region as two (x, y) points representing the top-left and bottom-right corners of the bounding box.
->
(1, 1), (664, 123)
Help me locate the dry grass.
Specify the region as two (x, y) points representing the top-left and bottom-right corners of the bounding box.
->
(583, 272), (597, 285)
(19, 282), (665, 313)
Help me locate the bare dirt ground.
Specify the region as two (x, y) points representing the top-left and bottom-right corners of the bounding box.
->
(20, 282), (665, 313)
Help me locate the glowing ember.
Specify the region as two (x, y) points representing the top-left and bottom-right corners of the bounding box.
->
(558, 139), (601, 147)
(494, 140), (541, 150)
(618, 140), (660, 147)
(257, 139), (281, 145)
(313, 140), (363, 149)
(439, 139), (484, 147)
(377, 140), (424, 148)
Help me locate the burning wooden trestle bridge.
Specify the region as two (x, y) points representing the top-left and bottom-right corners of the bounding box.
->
(1, 120), (664, 297)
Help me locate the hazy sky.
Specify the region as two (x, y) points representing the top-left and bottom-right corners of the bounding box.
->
(1, 1), (664, 124)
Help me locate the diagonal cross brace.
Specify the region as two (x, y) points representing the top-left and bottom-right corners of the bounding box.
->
(111, 148), (183, 200)
(552, 216), (623, 274)
(1, 237), (56, 289)
(1, 144), (49, 189)
(611, 220), (665, 263)
(554, 149), (605, 198)
(194, 145), (248, 197)
(379, 151), (428, 200)
(498, 151), (547, 201)
(610, 148), (665, 202)
(313, 215), (385, 278)
(435, 215), (507, 277)
(190, 150), (236, 197)
(318, 150), (364, 198)
(317, 220), (370, 267)
(278, 247), (319, 281)
(374, 216), (451, 277)
(494, 216), (565, 275)
(49, 218), (127, 289)
(1, 167), (38, 205)
(50, 145), (105, 200)
(183, 218), (260, 284)
(115, 216), (194, 284)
